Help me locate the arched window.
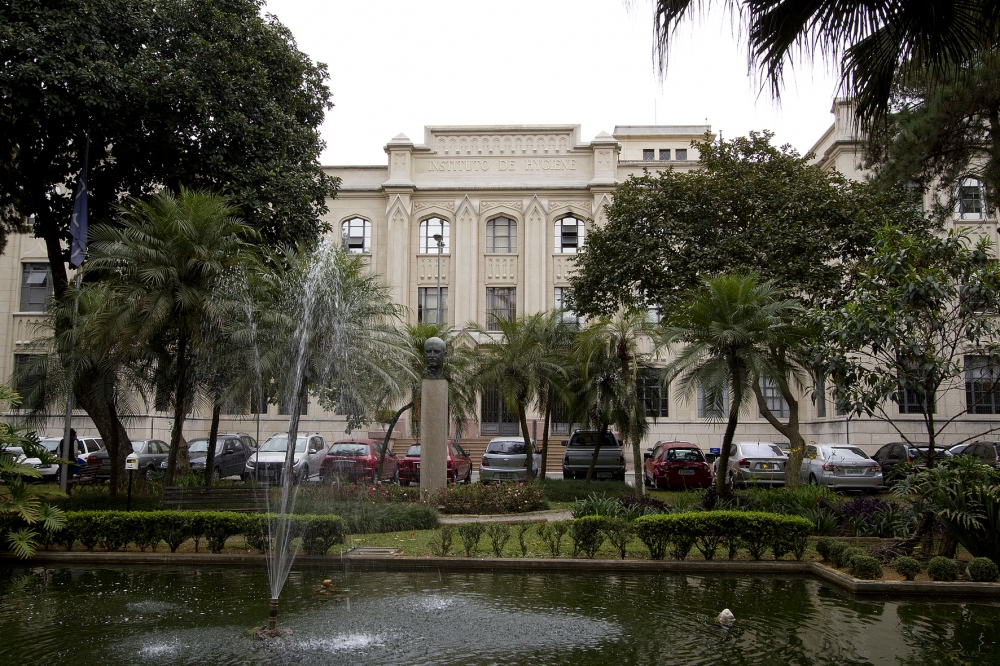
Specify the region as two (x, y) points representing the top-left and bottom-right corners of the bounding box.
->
(419, 217), (450, 254)
(341, 217), (371, 254)
(957, 177), (985, 219)
(486, 216), (517, 253)
(554, 216), (585, 254)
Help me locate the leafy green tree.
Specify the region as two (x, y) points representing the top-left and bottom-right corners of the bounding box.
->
(651, 1), (1000, 128)
(813, 227), (1000, 467)
(662, 273), (800, 495)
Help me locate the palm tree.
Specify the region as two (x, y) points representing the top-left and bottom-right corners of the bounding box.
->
(473, 313), (563, 479)
(86, 188), (262, 485)
(533, 311), (579, 480)
(652, 1), (1000, 127)
(574, 308), (660, 493)
(661, 273), (799, 495)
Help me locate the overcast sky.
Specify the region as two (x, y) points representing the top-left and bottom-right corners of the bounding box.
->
(262, 0), (843, 166)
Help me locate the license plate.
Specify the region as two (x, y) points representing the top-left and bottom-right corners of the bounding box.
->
(760, 463), (770, 470)
(499, 472), (513, 480)
(415, 462), (420, 469)
(845, 468), (863, 475)
(596, 472), (612, 479)
(678, 469), (695, 476)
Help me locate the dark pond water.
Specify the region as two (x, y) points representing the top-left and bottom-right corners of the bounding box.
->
(1, 564), (998, 665)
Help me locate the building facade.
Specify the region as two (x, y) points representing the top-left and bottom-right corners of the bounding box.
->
(3, 107), (999, 468)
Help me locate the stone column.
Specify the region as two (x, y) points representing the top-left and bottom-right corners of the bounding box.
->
(420, 378), (449, 495)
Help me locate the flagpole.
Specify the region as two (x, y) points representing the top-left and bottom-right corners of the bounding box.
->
(59, 272), (82, 494)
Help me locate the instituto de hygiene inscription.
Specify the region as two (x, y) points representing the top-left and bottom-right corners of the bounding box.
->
(425, 157), (579, 172)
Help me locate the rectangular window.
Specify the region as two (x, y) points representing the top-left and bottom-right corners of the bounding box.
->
(418, 287), (449, 325)
(553, 287), (581, 325)
(958, 179), (985, 219)
(485, 287), (516, 331)
(20, 263), (52, 312)
(487, 217), (517, 253)
(642, 149), (654, 160)
(698, 386), (728, 418)
(815, 374), (827, 418)
(638, 370), (668, 418)
(758, 378), (790, 419)
(966, 355), (1000, 414)
(12, 354), (45, 410)
(250, 386), (269, 415)
(659, 149), (670, 160)
(675, 149), (688, 161)
(897, 387), (934, 414)
(278, 392), (308, 416)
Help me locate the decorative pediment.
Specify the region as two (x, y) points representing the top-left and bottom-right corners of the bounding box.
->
(480, 200), (522, 215)
(548, 200), (592, 216)
(412, 200), (455, 214)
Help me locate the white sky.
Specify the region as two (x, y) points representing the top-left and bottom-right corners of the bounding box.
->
(262, 0), (843, 166)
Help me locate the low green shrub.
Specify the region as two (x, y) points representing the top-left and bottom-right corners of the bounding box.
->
(826, 541), (848, 565)
(815, 537), (835, 561)
(515, 522), (534, 557)
(457, 523), (485, 557)
(300, 516), (347, 555)
(327, 502), (438, 534)
(601, 517), (634, 560)
(486, 523), (512, 557)
(429, 525), (455, 557)
(536, 521), (569, 557)
(850, 555), (883, 580)
(54, 484), (164, 512)
(571, 516), (606, 558)
(893, 556), (921, 581)
(537, 479), (634, 503)
(834, 546), (865, 569)
(967, 557), (1000, 582)
(437, 483), (548, 514)
(632, 512), (812, 562)
(571, 493), (668, 520)
(927, 556), (959, 581)
(204, 513), (243, 554)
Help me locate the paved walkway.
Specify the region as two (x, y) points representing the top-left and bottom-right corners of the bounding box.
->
(439, 509), (572, 524)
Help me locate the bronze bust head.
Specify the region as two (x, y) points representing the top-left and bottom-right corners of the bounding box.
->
(423, 337), (447, 379)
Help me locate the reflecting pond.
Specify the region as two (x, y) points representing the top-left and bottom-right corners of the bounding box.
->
(1, 565), (998, 665)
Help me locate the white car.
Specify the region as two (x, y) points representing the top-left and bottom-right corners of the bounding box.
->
(246, 433), (329, 484)
(26, 436), (104, 482)
(800, 444), (884, 492)
(715, 441), (788, 487)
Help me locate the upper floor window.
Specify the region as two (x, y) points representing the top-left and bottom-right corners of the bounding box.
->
(965, 355), (1000, 414)
(698, 385), (728, 419)
(341, 217), (371, 254)
(957, 177), (985, 219)
(486, 287), (516, 331)
(675, 149), (688, 161)
(554, 216), (585, 254)
(758, 378), (790, 419)
(554, 287), (582, 325)
(20, 263), (52, 312)
(419, 217), (450, 254)
(642, 149), (654, 160)
(638, 369), (668, 418)
(659, 149), (670, 160)
(487, 217), (517, 253)
(418, 287), (449, 325)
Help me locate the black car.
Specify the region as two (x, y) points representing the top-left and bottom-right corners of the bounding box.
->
(948, 441), (1000, 470)
(872, 442), (953, 482)
(159, 433), (256, 480)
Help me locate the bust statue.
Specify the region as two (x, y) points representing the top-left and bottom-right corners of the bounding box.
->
(423, 337), (447, 379)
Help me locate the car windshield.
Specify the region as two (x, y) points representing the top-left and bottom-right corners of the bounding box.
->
(6, 447), (24, 456)
(912, 448), (952, 459)
(130, 442), (147, 454)
(188, 439), (224, 455)
(328, 443), (369, 457)
(259, 435), (308, 453)
(406, 445), (421, 457)
(666, 448), (704, 462)
(40, 440), (60, 453)
(487, 441), (526, 454)
(828, 447), (870, 461)
(569, 432), (618, 447)
(739, 443), (785, 458)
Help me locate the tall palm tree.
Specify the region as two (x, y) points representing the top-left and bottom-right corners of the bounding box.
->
(574, 308), (660, 493)
(534, 311), (578, 480)
(652, 1), (1000, 127)
(86, 188), (262, 485)
(473, 313), (563, 479)
(661, 273), (799, 495)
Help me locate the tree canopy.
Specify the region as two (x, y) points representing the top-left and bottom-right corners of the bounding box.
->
(0, 0), (337, 292)
(570, 132), (929, 317)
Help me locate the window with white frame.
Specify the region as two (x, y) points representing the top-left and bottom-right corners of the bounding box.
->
(642, 149), (654, 160)
(341, 217), (371, 254)
(957, 177), (985, 219)
(638, 369), (669, 418)
(485, 287), (516, 331)
(418, 287), (449, 325)
(554, 216), (585, 254)
(12, 354), (45, 410)
(419, 217), (450, 254)
(553, 287), (582, 325)
(697, 385), (728, 418)
(898, 386), (935, 414)
(758, 378), (790, 419)
(675, 148), (688, 160)
(966, 355), (1000, 414)
(486, 217), (517, 253)
(20, 263), (52, 312)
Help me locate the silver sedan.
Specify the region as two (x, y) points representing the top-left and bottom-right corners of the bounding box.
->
(479, 438), (540, 483)
(718, 442), (788, 487)
(801, 444), (883, 491)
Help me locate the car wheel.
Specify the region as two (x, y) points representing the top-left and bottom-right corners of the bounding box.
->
(144, 466), (155, 482)
(464, 468), (472, 484)
(808, 474), (818, 486)
(400, 480), (410, 487)
(212, 467), (222, 482)
(392, 468), (400, 485)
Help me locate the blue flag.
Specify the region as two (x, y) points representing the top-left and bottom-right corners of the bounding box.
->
(69, 155), (88, 268)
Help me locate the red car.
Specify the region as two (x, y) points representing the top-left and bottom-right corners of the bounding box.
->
(319, 439), (399, 484)
(642, 441), (713, 489)
(398, 441), (473, 486)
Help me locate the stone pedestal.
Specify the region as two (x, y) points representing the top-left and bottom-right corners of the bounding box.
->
(420, 378), (449, 496)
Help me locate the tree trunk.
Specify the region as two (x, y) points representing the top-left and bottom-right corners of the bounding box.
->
(75, 385), (133, 498)
(164, 334), (190, 485)
(924, 399), (937, 469)
(539, 393), (552, 482)
(754, 383), (805, 489)
(585, 422), (608, 482)
(377, 402), (412, 479)
(631, 433), (645, 497)
(517, 398), (535, 480)
(203, 402), (222, 487)
(716, 410), (739, 494)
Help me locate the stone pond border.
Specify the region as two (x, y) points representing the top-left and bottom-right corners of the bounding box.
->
(5, 551), (999, 597)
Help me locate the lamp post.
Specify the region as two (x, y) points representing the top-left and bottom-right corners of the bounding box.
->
(433, 233), (444, 324)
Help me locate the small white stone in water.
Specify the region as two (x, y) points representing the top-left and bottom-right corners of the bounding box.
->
(717, 609), (735, 625)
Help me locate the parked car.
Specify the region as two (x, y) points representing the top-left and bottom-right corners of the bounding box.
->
(642, 441), (713, 489)
(800, 444), (883, 492)
(189, 435), (252, 479)
(479, 438), (540, 483)
(561, 430), (626, 480)
(245, 433), (329, 484)
(717, 442), (787, 487)
(319, 439), (399, 484)
(27, 437), (64, 482)
(398, 441), (472, 486)
(948, 441), (1000, 469)
(93, 439), (169, 480)
(871, 442), (953, 482)
(33, 436), (105, 480)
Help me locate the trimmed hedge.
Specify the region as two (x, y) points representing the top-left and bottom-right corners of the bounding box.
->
(849, 555), (883, 580)
(632, 512), (812, 561)
(437, 483), (548, 514)
(538, 479), (635, 503)
(967, 557), (1000, 582)
(53, 511), (345, 556)
(894, 556), (922, 581)
(324, 502), (438, 534)
(927, 556), (959, 581)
